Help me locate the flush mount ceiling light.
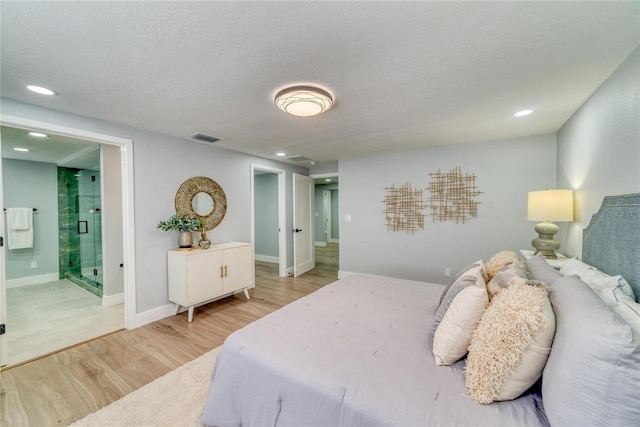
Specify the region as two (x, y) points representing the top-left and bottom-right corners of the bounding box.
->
(27, 85), (58, 96)
(274, 85), (333, 117)
(513, 109), (533, 117)
(14, 147), (30, 152)
(29, 132), (48, 138)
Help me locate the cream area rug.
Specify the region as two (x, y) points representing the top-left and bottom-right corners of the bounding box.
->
(71, 346), (221, 427)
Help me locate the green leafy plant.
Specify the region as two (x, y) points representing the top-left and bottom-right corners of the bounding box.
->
(157, 214), (204, 232)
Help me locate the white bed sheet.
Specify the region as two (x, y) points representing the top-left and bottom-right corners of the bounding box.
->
(202, 275), (548, 427)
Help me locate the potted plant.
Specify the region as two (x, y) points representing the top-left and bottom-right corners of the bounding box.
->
(157, 214), (205, 248)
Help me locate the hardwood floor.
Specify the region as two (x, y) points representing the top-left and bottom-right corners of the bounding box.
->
(6, 280), (124, 367)
(1, 247), (338, 427)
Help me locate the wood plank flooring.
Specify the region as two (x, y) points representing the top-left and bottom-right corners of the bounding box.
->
(6, 280), (124, 367)
(1, 244), (338, 427)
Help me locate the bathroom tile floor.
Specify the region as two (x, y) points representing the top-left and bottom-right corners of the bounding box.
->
(5, 279), (124, 367)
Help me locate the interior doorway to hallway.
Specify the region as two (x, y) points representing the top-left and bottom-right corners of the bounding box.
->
(312, 174), (339, 273)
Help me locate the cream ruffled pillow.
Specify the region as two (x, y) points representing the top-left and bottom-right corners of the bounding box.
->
(485, 250), (525, 281)
(465, 282), (555, 404)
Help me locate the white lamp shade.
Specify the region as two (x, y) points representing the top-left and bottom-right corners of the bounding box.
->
(527, 189), (574, 222)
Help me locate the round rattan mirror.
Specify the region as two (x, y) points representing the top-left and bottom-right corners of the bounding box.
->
(175, 176), (227, 231)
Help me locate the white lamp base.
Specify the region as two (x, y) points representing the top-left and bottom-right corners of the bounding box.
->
(531, 221), (560, 259)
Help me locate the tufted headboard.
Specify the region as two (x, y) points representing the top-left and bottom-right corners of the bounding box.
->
(582, 193), (640, 302)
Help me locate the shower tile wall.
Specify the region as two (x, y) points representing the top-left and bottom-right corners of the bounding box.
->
(58, 167), (81, 281)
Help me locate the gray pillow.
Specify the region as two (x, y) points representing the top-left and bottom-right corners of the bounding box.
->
(525, 252), (562, 284)
(486, 263), (528, 300)
(542, 275), (640, 426)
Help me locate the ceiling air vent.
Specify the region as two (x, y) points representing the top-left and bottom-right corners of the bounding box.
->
(286, 155), (312, 162)
(191, 133), (221, 143)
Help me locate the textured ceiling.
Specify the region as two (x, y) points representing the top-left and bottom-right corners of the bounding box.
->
(1, 1), (639, 167)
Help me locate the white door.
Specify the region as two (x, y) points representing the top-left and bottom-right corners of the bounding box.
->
(0, 137), (6, 367)
(293, 174), (315, 277)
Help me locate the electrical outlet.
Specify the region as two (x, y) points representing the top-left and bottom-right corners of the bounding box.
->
(444, 268), (451, 277)
(31, 261), (37, 269)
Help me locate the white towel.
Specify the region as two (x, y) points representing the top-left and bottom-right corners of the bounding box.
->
(7, 208), (30, 230)
(7, 208), (33, 250)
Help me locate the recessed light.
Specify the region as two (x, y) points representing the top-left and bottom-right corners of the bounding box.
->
(14, 147), (30, 152)
(513, 109), (533, 117)
(27, 85), (58, 96)
(325, 179), (331, 182)
(276, 152), (286, 157)
(29, 132), (48, 138)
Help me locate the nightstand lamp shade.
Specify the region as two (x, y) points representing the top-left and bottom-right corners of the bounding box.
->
(527, 189), (574, 259)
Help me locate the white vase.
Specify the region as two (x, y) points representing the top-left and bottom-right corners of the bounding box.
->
(178, 231), (193, 248)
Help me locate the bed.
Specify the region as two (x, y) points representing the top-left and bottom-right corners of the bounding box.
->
(202, 194), (640, 427)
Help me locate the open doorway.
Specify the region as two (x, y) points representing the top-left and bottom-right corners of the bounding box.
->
(312, 174), (339, 273)
(0, 116), (136, 368)
(251, 164), (287, 277)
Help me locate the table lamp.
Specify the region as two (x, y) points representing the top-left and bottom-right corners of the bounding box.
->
(527, 189), (574, 259)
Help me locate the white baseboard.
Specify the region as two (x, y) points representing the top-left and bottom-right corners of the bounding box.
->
(255, 254), (279, 264)
(131, 303), (176, 329)
(102, 292), (124, 307)
(131, 288), (258, 328)
(315, 241), (327, 247)
(329, 238), (339, 243)
(6, 273), (60, 288)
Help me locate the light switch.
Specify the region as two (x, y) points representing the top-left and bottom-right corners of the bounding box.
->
(344, 214), (352, 222)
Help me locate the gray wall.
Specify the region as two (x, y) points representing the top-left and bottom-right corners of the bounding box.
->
(2, 158), (59, 280)
(331, 189), (339, 241)
(557, 46), (640, 257)
(339, 133), (557, 284)
(310, 162), (338, 175)
(1, 98), (308, 314)
(254, 173), (279, 259)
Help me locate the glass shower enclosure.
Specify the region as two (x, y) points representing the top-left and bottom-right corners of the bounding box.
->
(58, 166), (103, 296)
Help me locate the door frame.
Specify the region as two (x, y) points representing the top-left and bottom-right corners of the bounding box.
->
(0, 114), (137, 333)
(0, 138), (5, 366)
(250, 164), (287, 277)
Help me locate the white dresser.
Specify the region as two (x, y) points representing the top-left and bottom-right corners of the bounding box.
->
(168, 242), (254, 322)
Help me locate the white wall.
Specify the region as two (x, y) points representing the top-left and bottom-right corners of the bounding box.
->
(1, 98), (308, 316)
(557, 46), (640, 257)
(339, 133), (557, 284)
(2, 158), (59, 282)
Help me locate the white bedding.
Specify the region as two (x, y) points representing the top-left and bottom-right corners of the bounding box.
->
(202, 275), (548, 426)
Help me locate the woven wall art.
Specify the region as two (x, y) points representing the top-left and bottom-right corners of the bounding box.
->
(426, 166), (483, 224)
(382, 182), (427, 233)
